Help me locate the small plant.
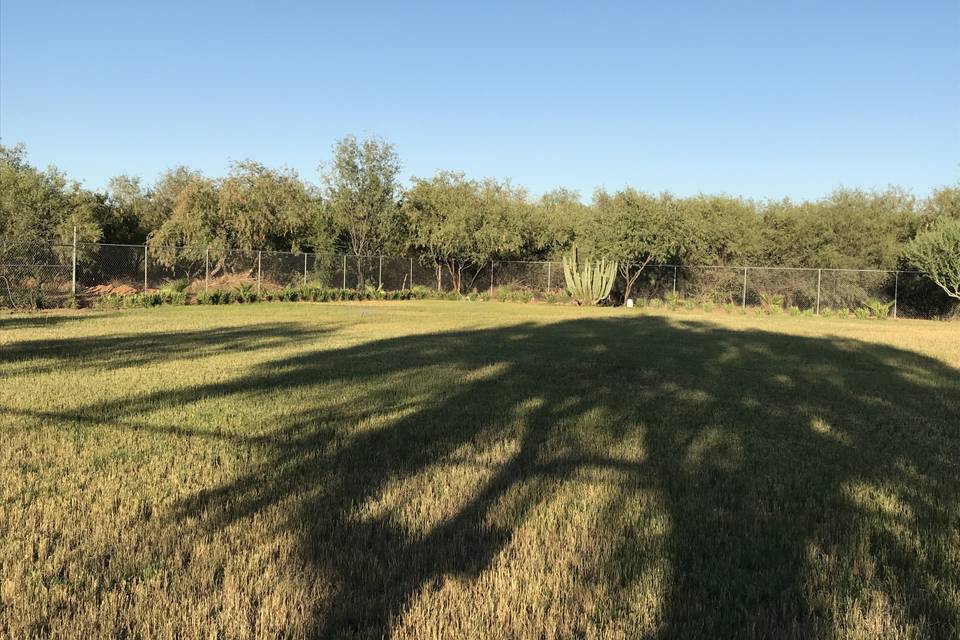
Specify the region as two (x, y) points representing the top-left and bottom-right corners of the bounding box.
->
(820, 307), (834, 318)
(649, 298), (662, 309)
(158, 278), (190, 295)
(410, 285), (433, 300)
(802, 308), (814, 317)
(95, 293), (123, 309)
(759, 292), (785, 314)
(495, 285), (512, 302)
(509, 289), (534, 303)
(723, 302), (734, 314)
(837, 307), (850, 319)
(788, 305), (801, 317)
(702, 301), (714, 313)
(854, 307), (870, 320)
(665, 291), (681, 310)
(683, 299), (695, 311)
(865, 299), (894, 320)
(234, 283), (258, 303)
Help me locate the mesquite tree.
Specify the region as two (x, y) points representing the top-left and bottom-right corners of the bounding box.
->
(587, 189), (688, 304)
(321, 135), (401, 288)
(906, 217), (960, 300)
(403, 172), (526, 293)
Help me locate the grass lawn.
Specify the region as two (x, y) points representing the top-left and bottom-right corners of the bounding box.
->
(2, 301), (959, 639)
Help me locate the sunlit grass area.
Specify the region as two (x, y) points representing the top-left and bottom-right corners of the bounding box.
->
(2, 302), (959, 639)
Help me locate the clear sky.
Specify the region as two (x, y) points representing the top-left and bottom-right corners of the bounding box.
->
(1, 0), (958, 201)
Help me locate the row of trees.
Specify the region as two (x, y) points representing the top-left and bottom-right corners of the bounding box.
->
(2, 138), (958, 298)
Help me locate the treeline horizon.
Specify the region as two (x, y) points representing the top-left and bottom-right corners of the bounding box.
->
(3, 138), (959, 282)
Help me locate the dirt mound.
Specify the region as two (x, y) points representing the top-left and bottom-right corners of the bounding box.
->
(85, 283), (138, 296)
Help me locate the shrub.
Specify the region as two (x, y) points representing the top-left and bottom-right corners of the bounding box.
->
(234, 283), (258, 303)
(509, 289), (534, 303)
(410, 285), (433, 300)
(865, 299), (894, 320)
(759, 292), (785, 314)
(95, 293), (124, 309)
(495, 285), (512, 302)
(158, 278), (190, 295)
(854, 307), (871, 320)
(702, 301), (715, 313)
(683, 299), (695, 311)
(723, 302), (734, 314)
(665, 291), (681, 310)
(788, 305), (801, 317)
(821, 307), (835, 318)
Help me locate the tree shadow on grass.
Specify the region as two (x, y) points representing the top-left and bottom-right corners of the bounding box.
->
(0, 322), (333, 379)
(9, 315), (960, 638)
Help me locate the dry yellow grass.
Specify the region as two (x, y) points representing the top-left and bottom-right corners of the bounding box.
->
(1, 301), (958, 638)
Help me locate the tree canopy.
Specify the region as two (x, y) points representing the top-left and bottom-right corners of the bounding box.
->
(2, 140), (958, 310)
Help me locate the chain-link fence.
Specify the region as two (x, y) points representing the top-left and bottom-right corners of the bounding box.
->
(2, 241), (956, 319)
(0, 241), (73, 308)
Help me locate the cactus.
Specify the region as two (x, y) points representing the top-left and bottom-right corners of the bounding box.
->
(562, 246), (617, 305)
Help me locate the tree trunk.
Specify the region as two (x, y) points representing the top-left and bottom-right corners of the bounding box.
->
(354, 256), (364, 289)
(444, 260), (462, 294)
(621, 258), (652, 305)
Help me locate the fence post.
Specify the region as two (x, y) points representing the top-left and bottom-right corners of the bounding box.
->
(490, 262), (495, 292)
(409, 257), (414, 289)
(547, 262), (552, 290)
(437, 263), (441, 291)
(893, 271), (899, 319)
(257, 250), (262, 295)
(144, 244), (148, 291)
(71, 226), (77, 297)
(742, 267), (748, 308)
(205, 247), (210, 294)
(342, 255), (346, 289)
(816, 268), (822, 315)
(303, 253), (308, 287)
(378, 256), (383, 289)
(673, 265), (678, 296)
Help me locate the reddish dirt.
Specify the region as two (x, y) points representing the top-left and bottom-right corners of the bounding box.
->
(85, 283), (138, 296)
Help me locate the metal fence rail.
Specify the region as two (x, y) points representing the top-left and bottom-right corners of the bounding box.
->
(1, 240), (956, 319)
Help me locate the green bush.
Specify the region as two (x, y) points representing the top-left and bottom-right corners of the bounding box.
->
(854, 307), (871, 320)
(723, 302), (734, 314)
(233, 283), (258, 303)
(759, 292), (785, 314)
(158, 278), (190, 295)
(702, 301), (714, 313)
(788, 305), (801, 317)
(865, 299), (894, 320)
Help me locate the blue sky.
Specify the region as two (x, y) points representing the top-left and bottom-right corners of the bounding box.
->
(1, 0), (958, 200)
